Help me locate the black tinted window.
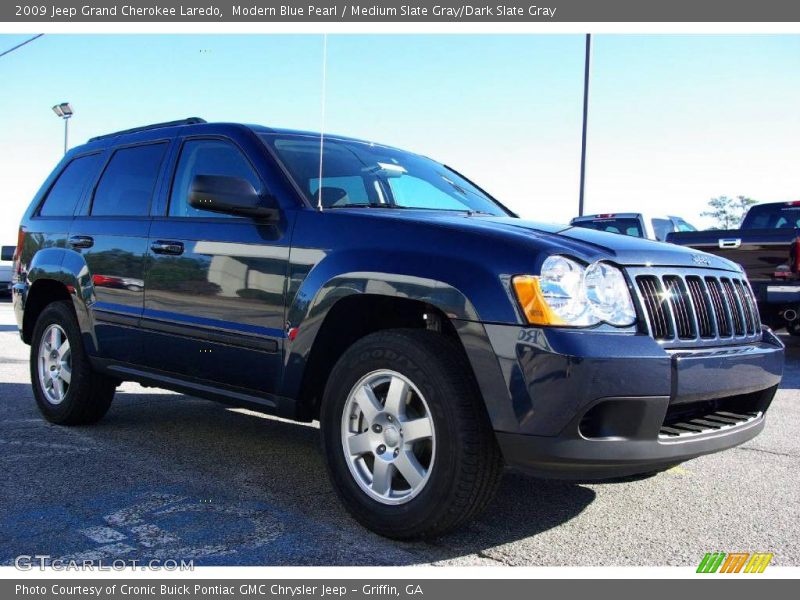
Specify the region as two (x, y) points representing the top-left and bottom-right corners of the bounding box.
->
(39, 154), (101, 217)
(742, 204), (800, 229)
(91, 144), (167, 216)
(169, 139), (261, 218)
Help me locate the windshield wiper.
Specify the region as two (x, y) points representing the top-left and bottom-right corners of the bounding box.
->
(326, 203), (408, 209)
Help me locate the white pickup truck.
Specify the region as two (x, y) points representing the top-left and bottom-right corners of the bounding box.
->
(570, 213), (697, 241)
(0, 246), (14, 296)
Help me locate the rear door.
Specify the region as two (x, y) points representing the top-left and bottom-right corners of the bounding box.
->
(70, 141), (170, 363)
(141, 136), (293, 394)
(21, 152), (103, 296)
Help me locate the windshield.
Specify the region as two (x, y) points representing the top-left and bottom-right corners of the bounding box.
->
(260, 134), (507, 216)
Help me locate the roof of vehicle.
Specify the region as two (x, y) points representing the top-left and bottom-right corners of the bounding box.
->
(745, 201), (800, 210)
(76, 117), (406, 155)
(572, 213), (642, 221)
(571, 213), (683, 222)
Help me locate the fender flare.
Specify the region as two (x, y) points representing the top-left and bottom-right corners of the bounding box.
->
(25, 247), (98, 351)
(279, 266), (480, 401)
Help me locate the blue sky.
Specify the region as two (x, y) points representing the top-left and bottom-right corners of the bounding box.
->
(0, 34), (798, 244)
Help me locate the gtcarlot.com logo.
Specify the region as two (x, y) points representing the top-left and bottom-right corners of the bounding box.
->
(697, 552), (773, 573)
(14, 555), (194, 571)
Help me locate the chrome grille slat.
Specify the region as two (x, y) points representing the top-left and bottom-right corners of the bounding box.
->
(733, 279), (758, 334)
(685, 276), (714, 338)
(721, 278), (746, 335)
(630, 267), (761, 348)
(705, 277), (732, 337)
(664, 276), (695, 339)
(636, 276), (672, 339)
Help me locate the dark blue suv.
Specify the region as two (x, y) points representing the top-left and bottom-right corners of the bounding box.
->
(11, 118), (784, 538)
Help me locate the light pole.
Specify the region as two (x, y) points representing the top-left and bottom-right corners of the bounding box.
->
(52, 102), (74, 155)
(578, 34), (591, 217)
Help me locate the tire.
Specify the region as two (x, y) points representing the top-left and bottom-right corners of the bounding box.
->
(30, 300), (117, 425)
(320, 329), (503, 539)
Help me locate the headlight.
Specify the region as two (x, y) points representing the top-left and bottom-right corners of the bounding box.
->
(583, 261), (637, 325)
(512, 256), (636, 327)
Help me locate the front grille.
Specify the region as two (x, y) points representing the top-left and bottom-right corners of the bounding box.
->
(631, 268), (761, 347)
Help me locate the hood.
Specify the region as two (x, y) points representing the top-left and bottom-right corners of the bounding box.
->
(337, 209), (742, 272)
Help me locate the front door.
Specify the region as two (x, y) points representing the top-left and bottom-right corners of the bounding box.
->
(141, 137), (292, 395)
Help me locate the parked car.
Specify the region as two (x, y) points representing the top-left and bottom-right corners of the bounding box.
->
(668, 201), (800, 335)
(0, 245), (15, 296)
(11, 119), (784, 538)
(571, 213), (697, 241)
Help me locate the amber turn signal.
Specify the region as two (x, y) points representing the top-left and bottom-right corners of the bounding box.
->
(511, 275), (566, 326)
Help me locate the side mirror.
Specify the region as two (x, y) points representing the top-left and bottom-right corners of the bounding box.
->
(188, 175), (279, 220)
(1, 246), (14, 261)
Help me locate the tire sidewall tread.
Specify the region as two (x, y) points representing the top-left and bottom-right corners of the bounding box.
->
(321, 328), (502, 539)
(29, 300), (115, 425)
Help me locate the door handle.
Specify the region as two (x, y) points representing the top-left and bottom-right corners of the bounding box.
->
(150, 240), (184, 255)
(68, 235), (94, 249)
(719, 238), (742, 249)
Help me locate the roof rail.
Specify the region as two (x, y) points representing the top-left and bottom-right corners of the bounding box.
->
(88, 117), (207, 142)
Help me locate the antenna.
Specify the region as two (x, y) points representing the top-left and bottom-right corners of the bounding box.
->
(317, 33), (328, 212)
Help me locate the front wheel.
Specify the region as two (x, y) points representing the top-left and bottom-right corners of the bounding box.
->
(320, 329), (503, 539)
(30, 301), (117, 425)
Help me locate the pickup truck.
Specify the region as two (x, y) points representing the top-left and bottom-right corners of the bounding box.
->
(11, 119), (784, 539)
(1, 246), (15, 295)
(667, 201), (800, 335)
(571, 213), (697, 241)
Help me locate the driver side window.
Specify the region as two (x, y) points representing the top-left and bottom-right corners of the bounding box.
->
(169, 139), (261, 218)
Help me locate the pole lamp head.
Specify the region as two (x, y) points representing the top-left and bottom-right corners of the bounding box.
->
(52, 103), (73, 118)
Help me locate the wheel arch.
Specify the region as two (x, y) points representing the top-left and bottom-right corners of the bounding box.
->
(282, 287), (476, 422)
(22, 247), (95, 346)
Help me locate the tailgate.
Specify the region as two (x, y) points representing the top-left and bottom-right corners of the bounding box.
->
(670, 229), (797, 283)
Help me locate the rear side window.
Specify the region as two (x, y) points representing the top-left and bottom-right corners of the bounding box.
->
(91, 143), (167, 216)
(169, 139), (261, 218)
(38, 154), (101, 217)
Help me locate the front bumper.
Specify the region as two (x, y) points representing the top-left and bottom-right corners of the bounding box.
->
(481, 324), (784, 479)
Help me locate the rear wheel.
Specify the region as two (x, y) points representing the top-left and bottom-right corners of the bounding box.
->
(30, 301), (117, 425)
(320, 329), (503, 539)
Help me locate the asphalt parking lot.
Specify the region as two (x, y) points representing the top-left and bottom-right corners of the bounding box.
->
(0, 297), (798, 567)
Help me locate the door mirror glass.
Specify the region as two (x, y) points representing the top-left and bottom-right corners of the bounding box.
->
(1, 246), (15, 261)
(188, 175), (278, 220)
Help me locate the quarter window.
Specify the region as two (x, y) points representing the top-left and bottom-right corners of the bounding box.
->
(651, 218), (674, 241)
(39, 154), (101, 217)
(169, 139), (261, 217)
(91, 143), (167, 216)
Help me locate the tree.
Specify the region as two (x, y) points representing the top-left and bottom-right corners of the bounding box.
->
(701, 195), (758, 229)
